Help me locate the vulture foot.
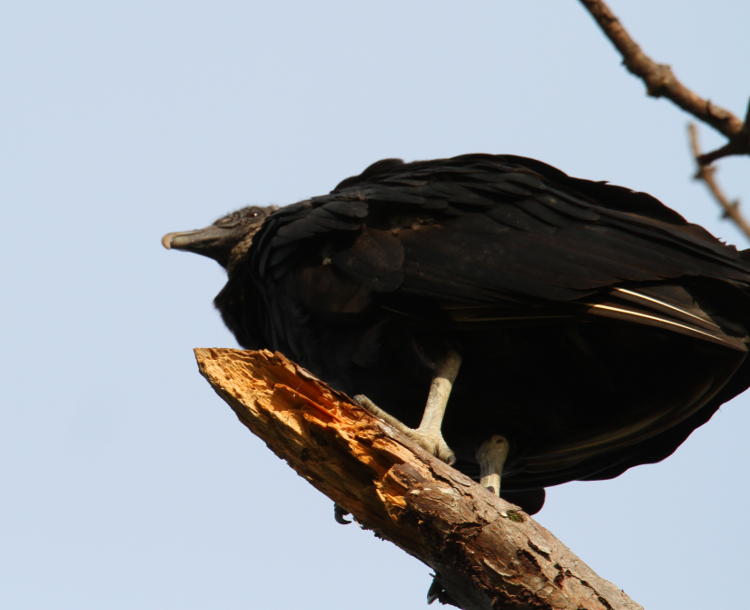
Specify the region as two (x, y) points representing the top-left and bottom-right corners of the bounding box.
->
(354, 394), (456, 464)
(354, 349), (462, 463)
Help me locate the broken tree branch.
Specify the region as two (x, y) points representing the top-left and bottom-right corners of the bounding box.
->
(195, 347), (643, 610)
(578, 0), (749, 164)
(687, 123), (750, 239)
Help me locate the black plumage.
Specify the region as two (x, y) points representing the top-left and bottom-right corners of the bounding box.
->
(163, 154), (750, 513)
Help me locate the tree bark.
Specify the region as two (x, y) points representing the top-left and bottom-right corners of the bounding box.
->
(195, 347), (643, 610)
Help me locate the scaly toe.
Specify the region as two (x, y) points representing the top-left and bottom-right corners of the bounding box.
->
(404, 429), (456, 465)
(353, 395), (456, 464)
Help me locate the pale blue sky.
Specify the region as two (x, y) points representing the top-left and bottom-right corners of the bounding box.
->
(3, 2), (749, 609)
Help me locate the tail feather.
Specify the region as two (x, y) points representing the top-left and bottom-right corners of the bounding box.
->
(585, 285), (747, 351)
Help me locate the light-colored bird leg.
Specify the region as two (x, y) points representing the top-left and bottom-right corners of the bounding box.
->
(354, 350), (462, 464)
(475, 434), (510, 495)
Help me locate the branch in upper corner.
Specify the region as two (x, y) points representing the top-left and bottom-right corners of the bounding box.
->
(688, 123), (750, 239)
(194, 347), (644, 610)
(578, 0), (749, 163)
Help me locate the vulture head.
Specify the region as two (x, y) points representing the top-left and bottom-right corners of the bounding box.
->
(162, 205), (276, 270)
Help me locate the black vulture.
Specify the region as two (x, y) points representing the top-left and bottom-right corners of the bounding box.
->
(163, 153), (750, 514)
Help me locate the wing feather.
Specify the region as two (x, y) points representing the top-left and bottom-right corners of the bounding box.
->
(252, 154), (750, 350)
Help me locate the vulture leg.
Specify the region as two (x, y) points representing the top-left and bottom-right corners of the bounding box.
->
(476, 434), (510, 496)
(355, 350), (462, 464)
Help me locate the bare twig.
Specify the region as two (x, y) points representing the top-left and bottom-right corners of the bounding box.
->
(195, 348), (644, 610)
(688, 123), (750, 239)
(578, 0), (749, 164)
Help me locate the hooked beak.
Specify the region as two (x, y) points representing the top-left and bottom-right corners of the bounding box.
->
(161, 224), (241, 267)
(161, 225), (235, 251)
(162, 229), (210, 250)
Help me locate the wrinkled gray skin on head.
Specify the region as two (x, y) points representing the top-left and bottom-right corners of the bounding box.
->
(162, 205), (277, 270)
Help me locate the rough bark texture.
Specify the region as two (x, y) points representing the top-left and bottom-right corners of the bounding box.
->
(579, 0), (749, 239)
(579, 0), (745, 143)
(195, 347), (643, 610)
(688, 122), (750, 239)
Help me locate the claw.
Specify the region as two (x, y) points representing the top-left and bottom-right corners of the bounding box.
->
(333, 503), (351, 524)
